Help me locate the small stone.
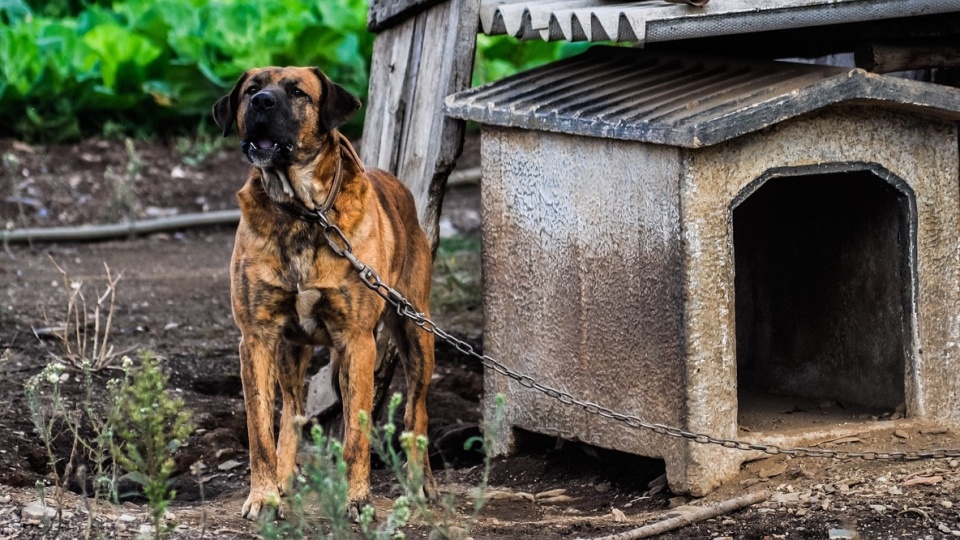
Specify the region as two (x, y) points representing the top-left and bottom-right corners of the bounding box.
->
(610, 508), (626, 522)
(163, 322), (179, 331)
(940, 523), (952, 534)
(869, 504), (887, 512)
(165, 510), (176, 521)
(218, 459), (243, 471)
(759, 462), (788, 479)
(667, 496), (689, 509)
(942, 500), (954, 509)
(720, 519), (736, 525)
(21, 503), (56, 523)
(771, 492), (801, 505)
(894, 430), (910, 439)
(118, 514), (137, 523)
(796, 508), (808, 516)
(594, 482), (611, 493)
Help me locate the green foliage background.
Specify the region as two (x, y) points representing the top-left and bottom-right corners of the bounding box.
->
(1, 0), (576, 142)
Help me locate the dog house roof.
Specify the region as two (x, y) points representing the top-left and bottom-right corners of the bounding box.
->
(481, 0), (960, 44)
(444, 46), (960, 148)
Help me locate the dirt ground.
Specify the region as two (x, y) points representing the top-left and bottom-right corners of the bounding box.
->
(3, 136), (960, 539)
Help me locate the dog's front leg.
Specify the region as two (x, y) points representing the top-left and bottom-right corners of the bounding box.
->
(338, 331), (376, 520)
(276, 343), (312, 494)
(239, 335), (281, 520)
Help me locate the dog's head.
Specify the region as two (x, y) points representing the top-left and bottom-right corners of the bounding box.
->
(212, 67), (361, 169)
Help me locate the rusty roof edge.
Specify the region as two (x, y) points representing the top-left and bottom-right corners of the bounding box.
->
(481, 0), (960, 44)
(444, 63), (960, 148)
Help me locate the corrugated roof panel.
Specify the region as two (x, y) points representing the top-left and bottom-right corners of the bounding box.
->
(480, 0), (960, 44)
(444, 47), (960, 147)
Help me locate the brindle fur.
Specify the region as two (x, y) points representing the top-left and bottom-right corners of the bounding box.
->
(213, 67), (436, 520)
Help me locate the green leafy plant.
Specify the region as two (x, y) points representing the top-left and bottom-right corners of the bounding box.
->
(110, 352), (194, 539)
(0, 0), (374, 141)
(261, 392), (504, 539)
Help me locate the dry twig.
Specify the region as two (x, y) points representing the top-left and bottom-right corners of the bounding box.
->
(586, 491), (769, 540)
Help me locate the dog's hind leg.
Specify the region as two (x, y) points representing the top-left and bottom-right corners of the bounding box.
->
(276, 342), (312, 494)
(399, 317), (438, 501)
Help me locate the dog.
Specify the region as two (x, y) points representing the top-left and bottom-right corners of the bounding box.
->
(212, 66), (437, 520)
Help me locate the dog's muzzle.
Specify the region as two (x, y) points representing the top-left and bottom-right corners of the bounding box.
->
(241, 90), (295, 167)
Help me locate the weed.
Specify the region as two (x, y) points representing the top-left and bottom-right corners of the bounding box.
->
(37, 257), (126, 371)
(260, 392), (504, 539)
(109, 352), (195, 540)
(25, 360), (122, 539)
(431, 235), (482, 312)
(174, 120), (225, 166)
(105, 138), (142, 224)
(260, 423), (358, 539)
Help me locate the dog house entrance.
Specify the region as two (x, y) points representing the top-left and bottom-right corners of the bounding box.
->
(733, 165), (915, 432)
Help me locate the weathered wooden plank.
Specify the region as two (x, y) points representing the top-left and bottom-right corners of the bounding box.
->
(361, 0), (480, 247)
(368, 0), (445, 33)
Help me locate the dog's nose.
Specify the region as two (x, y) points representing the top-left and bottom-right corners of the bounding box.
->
(251, 92), (276, 112)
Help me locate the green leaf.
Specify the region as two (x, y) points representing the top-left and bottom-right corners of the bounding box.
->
(122, 470), (151, 487)
(82, 23), (163, 92)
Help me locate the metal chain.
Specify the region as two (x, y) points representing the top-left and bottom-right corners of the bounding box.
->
(313, 212), (960, 462)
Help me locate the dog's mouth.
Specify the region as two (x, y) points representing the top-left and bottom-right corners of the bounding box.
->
(241, 136), (294, 168)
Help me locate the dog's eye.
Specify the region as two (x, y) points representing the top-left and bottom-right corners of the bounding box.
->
(245, 85), (260, 96)
(290, 87), (307, 98)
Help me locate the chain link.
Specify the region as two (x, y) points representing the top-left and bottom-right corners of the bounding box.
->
(316, 216), (960, 462)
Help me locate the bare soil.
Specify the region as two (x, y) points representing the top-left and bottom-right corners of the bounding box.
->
(3, 136), (960, 539)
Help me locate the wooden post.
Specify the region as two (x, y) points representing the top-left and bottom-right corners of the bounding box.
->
(305, 0), (481, 423)
(361, 0), (481, 247)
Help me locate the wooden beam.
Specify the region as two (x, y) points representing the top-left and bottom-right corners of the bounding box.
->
(856, 41), (960, 73)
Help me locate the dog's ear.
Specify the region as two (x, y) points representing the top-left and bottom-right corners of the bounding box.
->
(313, 67), (361, 132)
(212, 71), (250, 138)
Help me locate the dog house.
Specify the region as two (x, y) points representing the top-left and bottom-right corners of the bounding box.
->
(445, 47), (960, 495)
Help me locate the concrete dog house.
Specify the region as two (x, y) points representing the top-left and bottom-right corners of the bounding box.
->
(445, 47), (960, 495)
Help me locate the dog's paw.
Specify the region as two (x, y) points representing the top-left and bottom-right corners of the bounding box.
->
(348, 498), (373, 523)
(421, 479), (439, 504)
(241, 487), (282, 521)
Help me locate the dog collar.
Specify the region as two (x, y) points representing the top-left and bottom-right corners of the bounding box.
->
(272, 133), (364, 224)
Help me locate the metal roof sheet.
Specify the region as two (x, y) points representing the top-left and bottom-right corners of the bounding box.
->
(480, 0), (960, 44)
(444, 46), (960, 148)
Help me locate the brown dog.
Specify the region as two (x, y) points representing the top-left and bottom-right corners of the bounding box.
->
(212, 67), (436, 520)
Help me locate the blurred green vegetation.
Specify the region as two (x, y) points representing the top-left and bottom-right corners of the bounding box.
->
(1, 0), (583, 142)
